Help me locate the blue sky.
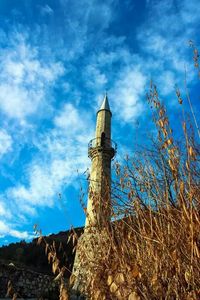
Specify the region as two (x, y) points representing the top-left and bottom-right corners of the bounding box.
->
(0, 0), (199, 245)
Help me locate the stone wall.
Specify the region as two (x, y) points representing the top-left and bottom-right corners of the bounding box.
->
(0, 263), (59, 299)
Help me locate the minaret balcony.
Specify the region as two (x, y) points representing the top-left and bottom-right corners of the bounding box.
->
(88, 137), (117, 159)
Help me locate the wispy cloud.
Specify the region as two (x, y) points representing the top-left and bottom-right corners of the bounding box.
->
(111, 68), (146, 122)
(40, 4), (54, 16)
(85, 65), (107, 90)
(0, 32), (64, 123)
(0, 201), (12, 219)
(7, 102), (93, 215)
(137, 0), (199, 75)
(0, 130), (12, 158)
(0, 220), (29, 239)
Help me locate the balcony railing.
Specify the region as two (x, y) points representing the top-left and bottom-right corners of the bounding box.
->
(88, 137), (117, 153)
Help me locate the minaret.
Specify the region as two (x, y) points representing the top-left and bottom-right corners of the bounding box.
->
(71, 94), (116, 296)
(85, 94), (116, 228)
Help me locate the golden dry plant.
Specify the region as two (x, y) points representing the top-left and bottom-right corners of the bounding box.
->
(36, 44), (200, 300)
(34, 225), (70, 300)
(6, 280), (18, 300)
(69, 76), (200, 299)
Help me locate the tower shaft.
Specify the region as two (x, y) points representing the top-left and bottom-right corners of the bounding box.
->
(71, 95), (116, 296)
(85, 95), (115, 228)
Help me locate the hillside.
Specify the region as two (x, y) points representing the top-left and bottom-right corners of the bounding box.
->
(0, 227), (83, 277)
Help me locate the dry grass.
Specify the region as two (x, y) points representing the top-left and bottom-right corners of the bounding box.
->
(34, 226), (70, 299)
(70, 78), (200, 299)
(33, 45), (200, 299)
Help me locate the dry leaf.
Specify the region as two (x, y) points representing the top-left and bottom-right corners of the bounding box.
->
(185, 271), (191, 284)
(128, 292), (140, 300)
(110, 282), (118, 293)
(151, 273), (157, 285)
(37, 236), (43, 245)
(115, 272), (125, 285)
(132, 266), (140, 278)
(189, 146), (196, 160)
(194, 242), (200, 258)
(107, 275), (113, 286)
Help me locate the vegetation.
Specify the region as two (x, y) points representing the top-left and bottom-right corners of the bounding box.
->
(0, 228), (82, 276)
(67, 45), (200, 299)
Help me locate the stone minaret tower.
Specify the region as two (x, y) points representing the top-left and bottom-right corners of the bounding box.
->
(71, 94), (116, 296)
(85, 94), (116, 228)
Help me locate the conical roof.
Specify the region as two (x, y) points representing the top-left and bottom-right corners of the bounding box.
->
(99, 93), (111, 111)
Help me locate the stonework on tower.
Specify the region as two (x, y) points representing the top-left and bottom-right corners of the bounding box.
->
(71, 94), (117, 298)
(85, 94), (116, 228)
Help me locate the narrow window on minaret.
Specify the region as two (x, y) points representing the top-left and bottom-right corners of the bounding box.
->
(101, 132), (105, 147)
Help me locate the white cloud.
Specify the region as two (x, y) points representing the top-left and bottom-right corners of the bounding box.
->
(137, 0), (200, 68)
(0, 220), (29, 239)
(60, 0), (114, 31)
(55, 103), (83, 131)
(0, 221), (8, 233)
(85, 65), (107, 89)
(54, 103), (92, 134)
(0, 130), (12, 157)
(0, 33), (64, 122)
(111, 68), (146, 122)
(131, 0), (200, 103)
(53, 0), (116, 61)
(11, 160), (68, 207)
(8, 102), (93, 213)
(0, 201), (12, 219)
(0, 202), (6, 216)
(158, 71), (176, 96)
(9, 229), (29, 239)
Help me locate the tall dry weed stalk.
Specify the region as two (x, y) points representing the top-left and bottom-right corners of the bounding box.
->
(35, 225), (70, 299)
(6, 280), (18, 300)
(70, 78), (200, 299)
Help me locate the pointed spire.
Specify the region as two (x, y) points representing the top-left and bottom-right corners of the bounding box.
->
(99, 92), (111, 112)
